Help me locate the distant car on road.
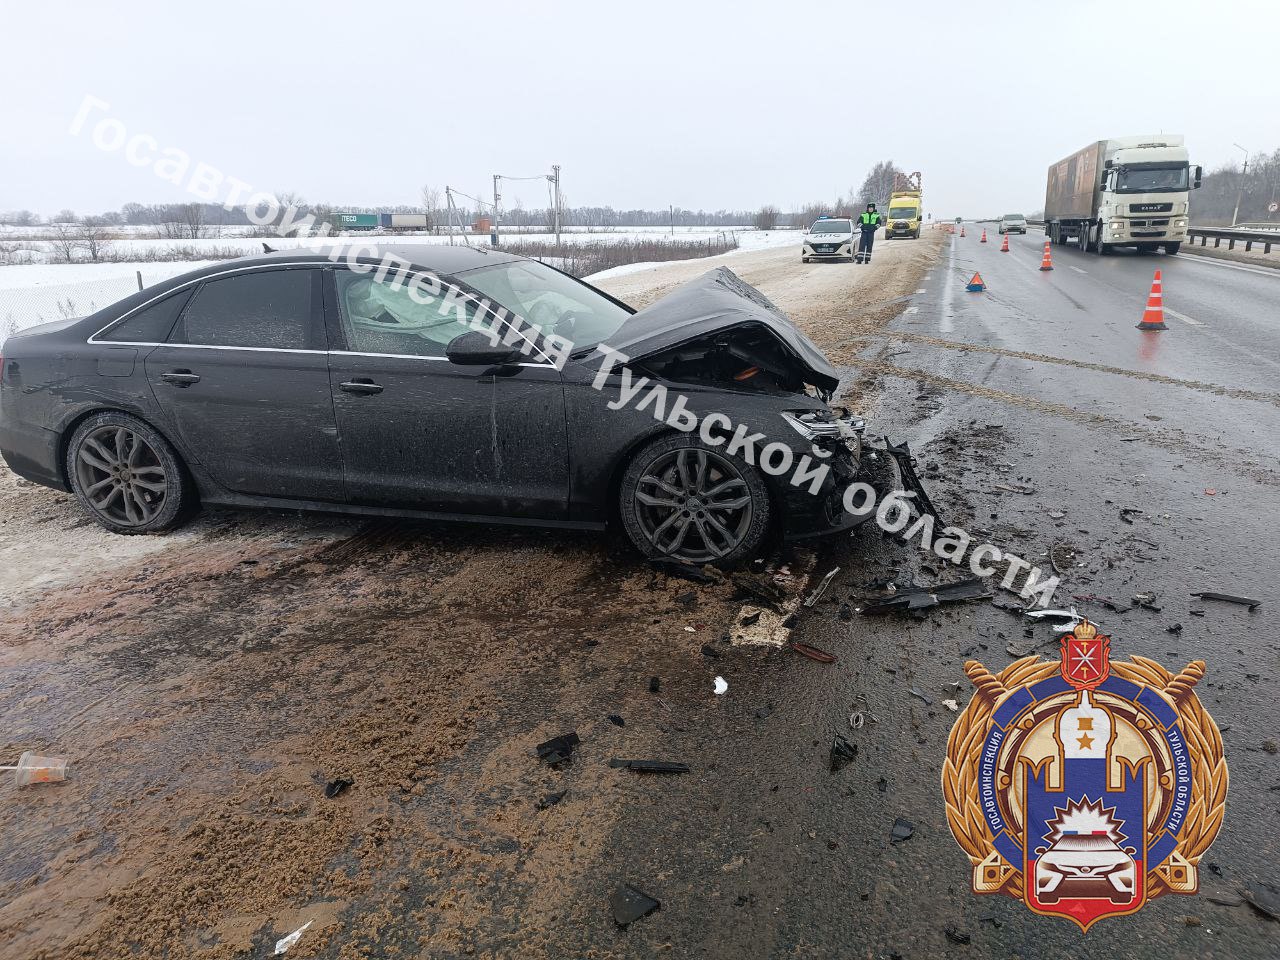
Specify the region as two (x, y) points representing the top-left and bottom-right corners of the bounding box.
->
(0, 247), (868, 567)
(998, 213), (1028, 235)
(801, 217), (856, 263)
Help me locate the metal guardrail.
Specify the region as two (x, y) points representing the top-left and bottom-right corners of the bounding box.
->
(1187, 227), (1278, 254)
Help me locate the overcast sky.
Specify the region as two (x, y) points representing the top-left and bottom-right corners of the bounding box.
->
(2, 0), (1276, 220)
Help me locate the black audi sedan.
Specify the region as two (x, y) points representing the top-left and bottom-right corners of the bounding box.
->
(0, 245), (866, 566)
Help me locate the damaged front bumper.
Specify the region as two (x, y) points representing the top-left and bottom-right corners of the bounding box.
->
(781, 434), (938, 542)
(777, 411), (869, 540)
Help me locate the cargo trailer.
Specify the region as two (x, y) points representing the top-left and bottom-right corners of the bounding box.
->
(1044, 136), (1202, 255)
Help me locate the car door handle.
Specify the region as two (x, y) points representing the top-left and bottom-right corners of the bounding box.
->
(339, 379), (384, 395)
(160, 370), (201, 387)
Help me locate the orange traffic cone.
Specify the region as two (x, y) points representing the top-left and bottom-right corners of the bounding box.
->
(1000, 232), (1009, 252)
(961, 225), (967, 238)
(1136, 270), (1168, 330)
(980, 229), (988, 243)
(1038, 240), (1053, 271)
(966, 272), (985, 292)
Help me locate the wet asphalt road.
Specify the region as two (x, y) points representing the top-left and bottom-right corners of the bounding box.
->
(561, 232), (1280, 958)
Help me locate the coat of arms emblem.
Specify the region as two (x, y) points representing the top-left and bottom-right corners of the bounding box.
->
(942, 620), (1228, 930)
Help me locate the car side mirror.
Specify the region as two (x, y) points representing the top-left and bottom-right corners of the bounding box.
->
(445, 330), (522, 366)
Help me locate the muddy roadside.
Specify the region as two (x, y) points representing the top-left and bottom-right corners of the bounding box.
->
(0, 231), (945, 959)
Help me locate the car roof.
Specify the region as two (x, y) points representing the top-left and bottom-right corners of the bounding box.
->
(71, 243), (528, 331)
(257, 242), (525, 275)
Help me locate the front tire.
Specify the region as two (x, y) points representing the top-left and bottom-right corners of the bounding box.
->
(1164, 242), (1181, 254)
(66, 412), (195, 534)
(619, 434), (771, 567)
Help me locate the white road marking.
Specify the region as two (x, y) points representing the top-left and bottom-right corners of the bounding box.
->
(915, 288), (926, 293)
(1164, 307), (1203, 326)
(904, 306), (919, 315)
(924, 274), (933, 280)
(1069, 266), (1088, 274)
(941, 235), (956, 334)
(1179, 252), (1280, 279)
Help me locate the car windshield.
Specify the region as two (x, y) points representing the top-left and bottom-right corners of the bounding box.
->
(1116, 165), (1188, 193)
(461, 259), (631, 352)
(1003, 214), (1025, 222)
(889, 208), (918, 220)
(810, 219), (852, 233)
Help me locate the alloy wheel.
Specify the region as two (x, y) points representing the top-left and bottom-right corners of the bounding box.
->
(74, 425), (168, 527)
(633, 447), (754, 563)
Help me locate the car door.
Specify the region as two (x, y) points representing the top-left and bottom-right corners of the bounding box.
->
(325, 266), (569, 519)
(143, 265), (345, 502)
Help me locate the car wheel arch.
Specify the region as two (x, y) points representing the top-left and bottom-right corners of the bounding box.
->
(57, 406), (195, 494)
(605, 424), (781, 533)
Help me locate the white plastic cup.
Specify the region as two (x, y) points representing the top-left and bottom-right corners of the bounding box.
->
(13, 752), (68, 787)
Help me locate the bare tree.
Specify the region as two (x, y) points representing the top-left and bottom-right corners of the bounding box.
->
(49, 221), (80, 262)
(55, 208), (77, 225)
(852, 160), (906, 208)
(421, 184), (441, 230)
(753, 205), (780, 231)
(77, 217), (113, 262)
(179, 203), (207, 240)
(792, 202), (831, 229)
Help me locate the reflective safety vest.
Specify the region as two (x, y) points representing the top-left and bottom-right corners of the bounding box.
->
(860, 211), (882, 227)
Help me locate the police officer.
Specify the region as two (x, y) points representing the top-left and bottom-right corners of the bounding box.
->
(857, 202), (882, 263)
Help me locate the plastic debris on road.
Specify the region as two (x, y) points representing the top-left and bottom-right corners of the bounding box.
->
(1, 752), (68, 787)
(274, 920), (313, 955)
(536, 732), (580, 766)
(609, 759), (690, 774)
(610, 883), (661, 926)
(830, 734), (858, 773)
(713, 676), (728, 695)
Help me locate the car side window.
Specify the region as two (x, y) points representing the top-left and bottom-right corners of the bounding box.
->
(100, 288), (193, 343)
(169, 269), (319, 350)
(334, 269), (484, 357)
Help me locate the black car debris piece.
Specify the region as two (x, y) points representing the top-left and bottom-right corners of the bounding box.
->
(1191, 591), (1261, 611)
(536, 790), (567, 811)
(609, 759), (690, 774)
(883, 439), (941, 521)
(0, 251), (868, 567)
(862, 578), (990, 615)
(536, 732), (580, 766)
(610, 883), (661, 926)
(829, 734), (858, 773)
(323, 777), (353, 799)
(890, 818), (915, 843)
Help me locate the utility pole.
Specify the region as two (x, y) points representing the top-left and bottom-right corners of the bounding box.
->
(550, 164), (561, 247)
(669, 204), (674, 236)
(1231, 143), (1250, 227)
(492, 174), (501, 247)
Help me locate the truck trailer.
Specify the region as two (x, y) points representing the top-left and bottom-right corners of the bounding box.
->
(1044, 135), (1201, 255)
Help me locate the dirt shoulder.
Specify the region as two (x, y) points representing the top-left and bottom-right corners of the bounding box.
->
(0, 231), (943, 960)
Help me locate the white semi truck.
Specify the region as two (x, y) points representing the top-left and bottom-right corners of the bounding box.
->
(1044, 135), (1202, 255)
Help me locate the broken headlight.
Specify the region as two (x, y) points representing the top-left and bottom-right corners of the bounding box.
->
(781, 409), (864, 456)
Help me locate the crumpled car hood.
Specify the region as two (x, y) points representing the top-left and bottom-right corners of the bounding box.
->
(601, 267), (840, 394)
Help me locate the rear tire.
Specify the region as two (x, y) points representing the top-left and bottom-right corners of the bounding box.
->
(619, 433), (771, 568)
(66, 411), (195, 535)
(1079, 225), (1092, 252)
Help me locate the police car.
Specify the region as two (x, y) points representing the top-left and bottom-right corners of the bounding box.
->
(801, 216), (856, 263)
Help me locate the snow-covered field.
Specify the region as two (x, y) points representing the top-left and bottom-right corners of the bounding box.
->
(0, 228), (800, 336)
(0, 224), (790, 265)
